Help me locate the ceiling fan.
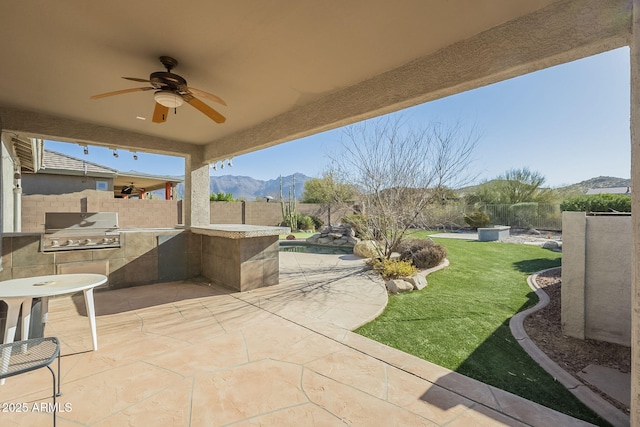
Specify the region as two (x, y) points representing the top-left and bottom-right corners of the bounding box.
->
(90, 56), (226, 124)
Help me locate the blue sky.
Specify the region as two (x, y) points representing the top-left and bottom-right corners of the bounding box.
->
(46, 47), (631, 188)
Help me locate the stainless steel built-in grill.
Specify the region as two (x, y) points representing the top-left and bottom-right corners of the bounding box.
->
(41, 212), (121, 252)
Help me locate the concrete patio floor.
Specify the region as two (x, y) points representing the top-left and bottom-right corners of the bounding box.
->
(0, 252), (593, 426)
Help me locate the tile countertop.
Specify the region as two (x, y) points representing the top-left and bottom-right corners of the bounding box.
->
(190, 224), (290, 239)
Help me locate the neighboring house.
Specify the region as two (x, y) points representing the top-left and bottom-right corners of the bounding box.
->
(585, 186), (631, 195)
(21, 150), (182, 200)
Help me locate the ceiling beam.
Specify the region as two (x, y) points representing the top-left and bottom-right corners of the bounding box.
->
(0, 106), (202, 159)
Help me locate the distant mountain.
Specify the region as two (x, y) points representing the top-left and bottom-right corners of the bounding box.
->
(175, 173), (312, 200)
(556, 176), (631, 195)
(173, 175), (629, 201)
(457, 176), (631, 197)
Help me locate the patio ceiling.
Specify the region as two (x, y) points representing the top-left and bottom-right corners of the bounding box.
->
(0, 0), (631, 164)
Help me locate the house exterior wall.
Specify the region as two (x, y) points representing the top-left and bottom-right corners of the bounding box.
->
(562, 212), (632, 346)
(1, 142), (15, 232)
(22, 173), (113, 195)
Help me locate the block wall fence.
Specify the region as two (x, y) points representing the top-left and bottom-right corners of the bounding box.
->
(21, 192), (355, 232)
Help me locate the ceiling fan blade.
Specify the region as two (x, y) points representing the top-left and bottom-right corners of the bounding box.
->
(122, 77), (151, 83)
(187, 87), (227, 106)
(185, 96), (226, 123)
(90, 86), (153, 99)
(152, 102), (169, 123)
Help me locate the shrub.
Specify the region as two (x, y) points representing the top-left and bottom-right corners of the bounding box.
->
(398, 238), (447, 269)
(308, 215), (324, 231)
(298, 215), (315, 231)
(509, 202), (538, 229)
(282, 212), (304, 229)
(560, 194), (631, 212)
(367, 258), (417, 280)
(464, 210), (490, 229)
(210, 192), (234, 201)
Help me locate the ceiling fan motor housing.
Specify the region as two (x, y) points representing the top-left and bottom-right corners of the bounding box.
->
(150, 72), (188, 92)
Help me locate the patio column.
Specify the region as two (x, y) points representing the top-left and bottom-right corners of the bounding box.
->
(184, 151), (210, 228)
(631, 1), (640, 423)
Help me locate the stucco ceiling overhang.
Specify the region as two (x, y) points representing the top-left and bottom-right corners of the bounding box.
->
(0, 0), (631, 165)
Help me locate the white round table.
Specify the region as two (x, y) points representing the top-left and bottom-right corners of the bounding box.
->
(0, 274), (107, 350)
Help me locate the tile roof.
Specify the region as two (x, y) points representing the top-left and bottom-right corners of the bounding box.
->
(41, 150), (117, 175)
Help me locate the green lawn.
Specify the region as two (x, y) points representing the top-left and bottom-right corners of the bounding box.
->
(279, 232), (316, 240)
(355, 234), (610, 426)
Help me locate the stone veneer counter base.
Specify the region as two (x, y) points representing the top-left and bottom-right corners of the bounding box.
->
(192, 224), (290, 292)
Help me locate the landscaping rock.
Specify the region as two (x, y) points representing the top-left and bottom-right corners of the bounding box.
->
(353, 240), (379, 259)
(307, 223), (360, 247)
(286, 234), (296, 240)
(542, 240), (562, 251)
(386, 279), (414, 294)
(404, 273), (428, 290)
(346, 236), (358, 245)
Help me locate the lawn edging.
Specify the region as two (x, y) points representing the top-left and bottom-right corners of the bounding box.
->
(509, 267), (629, 427)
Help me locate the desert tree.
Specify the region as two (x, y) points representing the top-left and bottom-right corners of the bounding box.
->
(334, 116), (479, 258)
(466, 167), (557, 205)
(301, 170), (357, 225)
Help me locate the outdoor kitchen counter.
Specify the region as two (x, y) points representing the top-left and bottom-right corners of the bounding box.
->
(190, 224), (289, 239)
(191, 224), (290, 292)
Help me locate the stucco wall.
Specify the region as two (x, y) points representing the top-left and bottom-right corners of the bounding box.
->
(1, 142), (14, 232)
(562, 212), (632, 346)
(22, 173), (114, 195)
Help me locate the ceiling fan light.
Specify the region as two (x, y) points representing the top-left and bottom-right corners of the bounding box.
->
(154, 90), (184, 108)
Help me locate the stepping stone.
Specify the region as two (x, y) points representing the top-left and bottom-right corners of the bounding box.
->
(577, 364), (630, 407)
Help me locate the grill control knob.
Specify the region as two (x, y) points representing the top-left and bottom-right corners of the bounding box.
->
(102, 237), (110, 244)
(51, 240), (59, 247)
(85, 239), (92, 245)
(66, 240), (74, 246)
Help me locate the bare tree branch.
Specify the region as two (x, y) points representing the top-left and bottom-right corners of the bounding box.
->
(331, 116), (480, 258)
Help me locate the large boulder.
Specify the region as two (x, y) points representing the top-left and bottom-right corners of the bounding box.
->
(542, 240), (562, 251)
(404, 273), (428, 290)
(353, 240), (380, 259)
(306, 234), (320, 244)
(386, 279), (414, 294)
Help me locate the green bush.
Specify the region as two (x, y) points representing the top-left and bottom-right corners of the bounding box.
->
(367, 258), (417, 280)
(298, 215), (315, 231)
(464, 210), (490, 229)
(282, 212), (302, 229)
(308, 215), (324, 231)
(560, 194), (631, 212)
(210, 192), (234, 201)
(397, 238), (447, 269)
(509, 202), (538, 228)
(341, 214), (368, 238)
